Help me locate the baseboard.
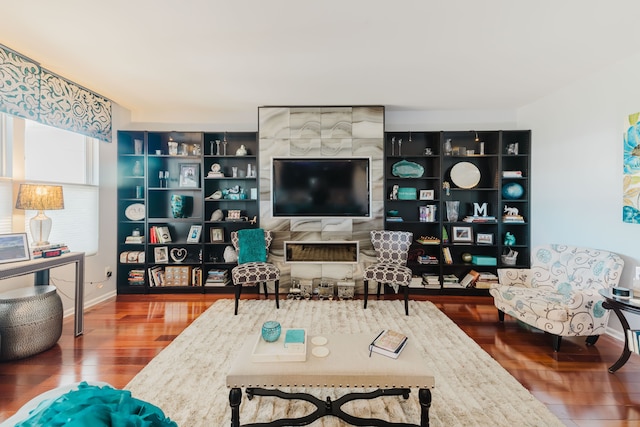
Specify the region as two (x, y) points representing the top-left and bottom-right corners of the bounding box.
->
(62, 290), (117, 318)
(605, 326), (625, 342)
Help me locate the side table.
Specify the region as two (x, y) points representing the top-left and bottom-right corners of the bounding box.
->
(598, 288), (640, 373)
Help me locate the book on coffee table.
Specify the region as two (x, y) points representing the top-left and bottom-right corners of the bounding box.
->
(369, 329), (408, 359)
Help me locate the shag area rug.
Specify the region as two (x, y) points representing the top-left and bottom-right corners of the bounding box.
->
(125, 299), (564, 426)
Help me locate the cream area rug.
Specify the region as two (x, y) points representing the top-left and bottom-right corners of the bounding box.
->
(125, 299), (564, 427)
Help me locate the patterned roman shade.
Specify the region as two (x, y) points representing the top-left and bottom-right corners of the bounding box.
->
(0, 44), (112, 142)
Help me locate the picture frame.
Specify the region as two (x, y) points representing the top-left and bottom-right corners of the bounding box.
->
(476, 233), (494, 245)
(154, 246), (169, 263)
(419, 189), (435, 200)
(451, 226), (473, 243)
(210, 227), (224, 242)
(0, 233), (30, 264)
(187, 225), (202, 243)
(179, 163), (200, 188)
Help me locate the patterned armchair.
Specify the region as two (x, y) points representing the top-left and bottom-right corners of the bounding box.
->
(364, 230), (413, 315)
(231, 230), (280, 315)
(490, 244), (624, 351)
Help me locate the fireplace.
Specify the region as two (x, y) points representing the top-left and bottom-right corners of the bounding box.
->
(284, 241), (359, 263)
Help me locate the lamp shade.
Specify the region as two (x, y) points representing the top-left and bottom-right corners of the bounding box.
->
(15, 184), (64, 210)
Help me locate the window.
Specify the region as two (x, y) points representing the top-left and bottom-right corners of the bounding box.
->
(19, 119), (99, 254)
(0, 114), (100, 253)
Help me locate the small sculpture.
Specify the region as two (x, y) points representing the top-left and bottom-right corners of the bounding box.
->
(390, 184), (399, 200)
(236, 144), (247, 156)
(504, 232), (516, 246)
(503, 206), (519, 216)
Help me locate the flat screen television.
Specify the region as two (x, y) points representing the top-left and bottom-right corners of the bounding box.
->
(272, 157), (371, 217)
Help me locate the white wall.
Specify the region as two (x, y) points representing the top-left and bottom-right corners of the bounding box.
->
(517, 51), (640, 334)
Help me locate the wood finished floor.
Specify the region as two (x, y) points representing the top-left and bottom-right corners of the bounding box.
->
(1, 294), (639, 426)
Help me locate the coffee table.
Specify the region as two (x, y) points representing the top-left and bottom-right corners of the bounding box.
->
(226, 333), (435, 427)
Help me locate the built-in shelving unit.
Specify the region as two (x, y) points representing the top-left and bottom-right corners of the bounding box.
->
(384, 130), (531, 294)
(117, 130), (259, 294)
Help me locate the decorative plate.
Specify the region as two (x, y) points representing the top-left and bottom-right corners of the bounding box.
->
(450, 162), (481, 189)
(124, 203), (145, 220)
(211, 163), (221, 173)
(392, 160), (424, 178)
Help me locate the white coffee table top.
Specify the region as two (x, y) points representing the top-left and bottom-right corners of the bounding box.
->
(227, 333), (435, 389)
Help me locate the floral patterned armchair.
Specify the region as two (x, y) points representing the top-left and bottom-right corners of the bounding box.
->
(489, 244), (624, 351)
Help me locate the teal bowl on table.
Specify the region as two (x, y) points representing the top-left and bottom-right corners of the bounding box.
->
(261, 321), (281, 342)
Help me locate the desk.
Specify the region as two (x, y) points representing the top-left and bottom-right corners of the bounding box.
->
(227, 333), (434, 426)
(0, 252), (85, 336)
(599, 288), (640, 373)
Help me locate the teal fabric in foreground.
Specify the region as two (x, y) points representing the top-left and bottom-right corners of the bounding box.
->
(237, 228), (267, 264)
(15, 381), (177, 427)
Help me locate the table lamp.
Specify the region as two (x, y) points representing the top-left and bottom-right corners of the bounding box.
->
(15, 184), (64, 246)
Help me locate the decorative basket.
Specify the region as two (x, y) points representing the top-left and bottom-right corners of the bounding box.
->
(501, 249), (518, 266)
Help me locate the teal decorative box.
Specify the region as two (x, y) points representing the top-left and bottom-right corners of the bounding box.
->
(397, 188), (417, 200)
(471, 256), (497, 266)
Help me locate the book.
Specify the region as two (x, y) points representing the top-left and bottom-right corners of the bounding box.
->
(369, 329), (408, 359)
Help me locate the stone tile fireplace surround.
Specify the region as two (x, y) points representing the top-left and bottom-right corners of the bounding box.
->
(258, 106), (385, 294)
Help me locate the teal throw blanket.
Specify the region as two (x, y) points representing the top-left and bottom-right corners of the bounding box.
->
(16, 381), (176, 426)
(237, 228), (267, 264)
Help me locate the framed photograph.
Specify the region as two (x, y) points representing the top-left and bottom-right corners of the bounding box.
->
(476, 233), (494, 245)
(210, 228), (224, 242)
(154, 246), (169, 263)
(0, 233), (30, 264)
(179, 163), (200, 188)
(187, 225), (202, 243)
(419, 189), (435, 200)
(451, 226), (473, 243)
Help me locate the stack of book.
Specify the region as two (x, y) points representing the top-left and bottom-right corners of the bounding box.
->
(421, 274), (441, 289)
(462, 215), (497, 223)
(127, 269), (145, 286)
(502, 171), (523, 178)
(442, 274), (464, 288)
(502, 214), (525, 223)
(32, 243), (69, 259)
(369, 329), (408, 359)
(205, 269), (228, 286)
(386, 217), (404, 222)
(474, 272), (499, 289)
(417, 255), (438, 264)
(125, 235), (144, 244)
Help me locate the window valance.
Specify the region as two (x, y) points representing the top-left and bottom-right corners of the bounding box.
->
(0, 44), (112, 142)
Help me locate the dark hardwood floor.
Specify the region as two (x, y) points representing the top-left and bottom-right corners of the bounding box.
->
(1, 294), (639, 426)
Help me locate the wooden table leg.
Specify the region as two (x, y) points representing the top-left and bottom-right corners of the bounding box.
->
(229, 387), (242, 427)
(419, 388), (432, 427)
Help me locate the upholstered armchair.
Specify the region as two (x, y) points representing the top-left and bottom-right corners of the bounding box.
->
(364, 230), (413, 315)
(231, 229), (280, 315)
(490, 244), (624, 351)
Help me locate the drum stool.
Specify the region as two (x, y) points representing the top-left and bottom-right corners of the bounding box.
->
(0, 285), (63, 361)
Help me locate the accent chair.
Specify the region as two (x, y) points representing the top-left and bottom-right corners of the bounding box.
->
(363, 230), (414, 315)
(490, 244), (624, 351)
(230, 229), (280, 315)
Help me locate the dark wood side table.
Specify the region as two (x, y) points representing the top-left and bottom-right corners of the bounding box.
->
(598, 288), (640, 373)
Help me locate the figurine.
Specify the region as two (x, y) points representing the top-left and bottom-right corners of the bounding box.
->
(504, 232), (516, 246)
(504, 206), (519, 216)
(236, 144), (247, 156)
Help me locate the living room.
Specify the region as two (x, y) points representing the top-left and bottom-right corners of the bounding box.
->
(2, 1), (640, 425)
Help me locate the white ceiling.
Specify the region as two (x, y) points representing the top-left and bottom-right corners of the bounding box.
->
(3, 0), (640, 124)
